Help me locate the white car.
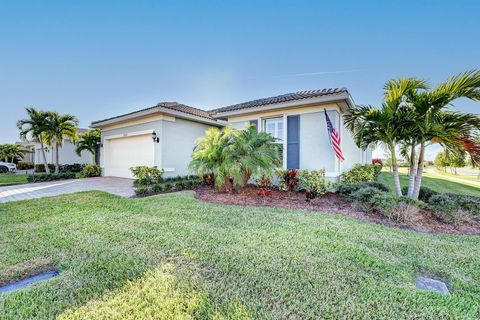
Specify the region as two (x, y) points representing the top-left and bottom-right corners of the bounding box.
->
(0, 162), (16, 173)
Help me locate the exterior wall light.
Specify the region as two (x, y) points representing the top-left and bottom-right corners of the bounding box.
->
(152, 130), (159, 143)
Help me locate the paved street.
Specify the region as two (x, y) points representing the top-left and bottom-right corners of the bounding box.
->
(0, 177), (134, 203)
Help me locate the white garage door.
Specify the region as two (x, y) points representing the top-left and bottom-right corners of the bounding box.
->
(104, 134), (154, 178)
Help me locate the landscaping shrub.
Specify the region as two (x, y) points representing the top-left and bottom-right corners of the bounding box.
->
(337, 181), (389, 195)
(16, 162), (34, 170)
(202, 173), (215, 187)
(340, 164), (379, 184)
(372, 158), (383, 166)
(130, 166), (164, 186)
(35, 163), (55, 173)
(401, 186), (438, 202)
(27, 172), (76, 183)
(297, 169), (329, 202)
(361, 181), (389, 193)
(134, 176), (202, 197)
(82, 164), (101, 177)
(428, 194), (470, 224)
(60, 163), (85, 173)
(350, 186), (387, 211)
(384, 202), (420, 223)
(277, 169), (299, 192)
(257, 177), (273, 198)
(444, 193), (480, 217)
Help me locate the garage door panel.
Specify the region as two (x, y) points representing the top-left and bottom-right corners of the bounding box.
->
(104, 134), (154, 178)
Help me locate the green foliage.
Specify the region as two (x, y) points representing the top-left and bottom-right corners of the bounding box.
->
(276, 169), (299, 192)
(2, 192), (480, 319)
(27, 172), (76, 183)
(60, 163), (85, 173)
(189, 125), (280, 191)
(340, 164), (379, 184)
(402, 186), (439, 202)
(130, 166), (164, 186)
(0, 144), (28, 162)
(83, 164), (101, 177)
(35, 163), (55, 173)
(134, 176), (202, 197)
(338, 181), (389, 195)
(428, 194), (467, 224)
(444, 193), (480, 217)
(75, 129), (101, 162)
(297, 169), (329, 202)
(16, 162), (34, 170)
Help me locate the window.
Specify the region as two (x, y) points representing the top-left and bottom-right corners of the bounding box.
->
(263, 117), (284, 165)
(264, 118), (283, 141)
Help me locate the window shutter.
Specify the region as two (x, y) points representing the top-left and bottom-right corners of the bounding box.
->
(287, 115), (300, 169)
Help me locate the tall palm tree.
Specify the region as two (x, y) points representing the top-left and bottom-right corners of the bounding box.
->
(403, 70), (480, 199)
(43, 112), (79, 173)
(75, 129), (101, 164)
(17, 107), (51, 173)
(344, 103), (414, 196)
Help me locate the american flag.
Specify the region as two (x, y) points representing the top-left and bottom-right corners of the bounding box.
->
(324, 109), (345, 161)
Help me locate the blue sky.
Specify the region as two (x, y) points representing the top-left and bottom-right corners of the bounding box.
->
(1, 0), (479, 159)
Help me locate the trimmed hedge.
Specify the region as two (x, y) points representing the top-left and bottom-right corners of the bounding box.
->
(340, 164), (381, 184)
(134, 176), (202, 197)
(35, 163), (55, 173)
(60, 163), (85, 173)
(16, 162), (34, 170)
(27, 172), (76, 183)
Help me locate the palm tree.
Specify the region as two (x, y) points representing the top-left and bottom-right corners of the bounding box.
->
(189, 127), (236, 191)
(344, 103), (414, 196)
(400, 70), (480, 199)
(17, 107), (51, 173)
(75, 129), (101, 164)
(224, 125), (281, 189)
(43, 112), (79, 173)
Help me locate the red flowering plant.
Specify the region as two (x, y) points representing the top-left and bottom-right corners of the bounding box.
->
(278, 169), (299, 192)
(256, 176), (273, 199)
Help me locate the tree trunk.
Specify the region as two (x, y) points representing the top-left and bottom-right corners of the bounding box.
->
(55, 141), (60, 174)
(412, 142), (425, 200)
(407, 143), (417, 198)
(91, 152), (95, 164)
(390, 145), (402, 197)
(39, 139), (50, 174)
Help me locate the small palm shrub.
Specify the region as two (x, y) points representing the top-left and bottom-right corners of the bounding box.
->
(340, 164), (379, 184)
(130, 166), (164, 186)
(82, 164), (101, 177)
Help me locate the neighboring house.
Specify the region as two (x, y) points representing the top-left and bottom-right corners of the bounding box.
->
(91, 88), (372, 180)
(18, 128), (92, 165)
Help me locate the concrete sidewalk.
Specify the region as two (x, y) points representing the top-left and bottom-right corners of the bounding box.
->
(0, 177), (134, 203)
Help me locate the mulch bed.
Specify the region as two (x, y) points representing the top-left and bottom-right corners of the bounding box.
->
(195, 185), (480, 236)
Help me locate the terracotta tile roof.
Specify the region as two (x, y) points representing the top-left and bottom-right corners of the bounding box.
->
(91, 102), (214, 126)
(211, 88), (348, 114)
(157, 102), (213, 120)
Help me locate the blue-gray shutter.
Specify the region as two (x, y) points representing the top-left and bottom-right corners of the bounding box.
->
(287, 115), (300, 169)
(249, 120), (258, 129)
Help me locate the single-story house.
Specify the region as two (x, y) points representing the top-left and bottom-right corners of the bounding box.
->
(91, 88), (372, 180)
(17, 128), (92, 165)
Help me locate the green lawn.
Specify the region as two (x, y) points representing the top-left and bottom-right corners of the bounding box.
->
(0, 174), (28, 187)
(378, 171), (480, 196)
(1, 191), (480, 319)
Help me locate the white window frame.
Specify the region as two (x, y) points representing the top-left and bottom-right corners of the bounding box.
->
(262, 116), (286, 168)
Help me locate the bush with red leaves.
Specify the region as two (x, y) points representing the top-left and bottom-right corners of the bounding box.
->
(372, 158), (383, 166)
(257, 178), (273, 198)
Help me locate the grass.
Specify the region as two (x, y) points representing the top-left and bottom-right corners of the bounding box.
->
(1, 191), (480, 319)
(0, 174), (28, 186)
(379, 170), (480, 196)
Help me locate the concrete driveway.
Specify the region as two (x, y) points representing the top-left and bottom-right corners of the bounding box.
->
(0, 177), (135, 203)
